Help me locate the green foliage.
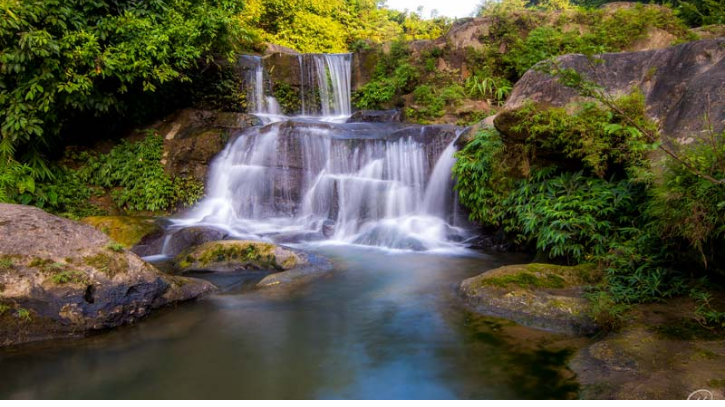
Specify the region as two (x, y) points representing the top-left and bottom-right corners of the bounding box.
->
(454, 129), (515, 225)
(273, 83), (301, 115)
(407, 84), (465, 122)
(465, 75), (512, 104)
(0, 0), (247, 172)
(353, 41), (419, 110)
(504, 169), (640, 262)
(470, 3), (690, 83)
(240, 0), (451, 53)
(646, 129), (725, 269)
(2, 132), (204, 217)
(0, 304), (9, 316)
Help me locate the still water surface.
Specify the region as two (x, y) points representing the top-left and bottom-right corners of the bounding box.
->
(0, 246), (578, 399)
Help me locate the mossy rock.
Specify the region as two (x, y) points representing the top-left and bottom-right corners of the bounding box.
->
(173, 240), (302, 274)
(82, 216), (161, 248)
(459, 263), (601, 336)
(473, 263), (600, 290)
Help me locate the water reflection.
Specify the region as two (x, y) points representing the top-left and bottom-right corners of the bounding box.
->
(0, 247), (577, 399)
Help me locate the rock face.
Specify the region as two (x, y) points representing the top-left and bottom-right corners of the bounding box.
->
(495, 38), (725, 145)
(156, 109), (261, 182)
(458, 263), (600, 335)
(0, 204), (214, 347)
(173, 240), (302, 274)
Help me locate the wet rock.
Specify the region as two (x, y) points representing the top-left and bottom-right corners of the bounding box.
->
(173, 240), (303, 274)
(347, 110), (403, 123)
(0, 204), (214, 347)
(157, 109), (261, 182)
(162, 226), (230, 258)
(458, 263), (601, 335)
(322, 220), (336, 238)
(256, 251), (334, 289)
(570, 298), (725, 399)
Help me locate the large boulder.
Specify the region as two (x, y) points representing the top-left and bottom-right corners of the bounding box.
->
(458, 263), (601, 335)
(156, 109), (261, 182)
(495, 38), (725, 145)
(0, 204), (214, 347)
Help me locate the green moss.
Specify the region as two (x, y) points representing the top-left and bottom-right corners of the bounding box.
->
(0, 304), (9, 316)
(82, 216), (160, 248)
(481, 271), (567, 289)
(83, 252), (128, 277)
(0, 256), (14, 270)
(50, 270), (89, 285)
(196, 242), (276, 266)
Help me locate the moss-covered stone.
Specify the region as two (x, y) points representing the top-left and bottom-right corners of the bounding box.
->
(173, 240), (302, 274)
(82, 216), (161, 248)
(459, 263), (601, 335)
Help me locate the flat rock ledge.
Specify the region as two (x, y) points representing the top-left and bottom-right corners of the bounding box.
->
(0, 204), (215, 347)
(458, 263), (600, 336)
(172, 240), (334, 289)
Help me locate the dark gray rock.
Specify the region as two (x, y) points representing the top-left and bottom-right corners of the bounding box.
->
(0, 204), (214, 347)
(162, 226), (231, 258)
(347, 110), (403, 123)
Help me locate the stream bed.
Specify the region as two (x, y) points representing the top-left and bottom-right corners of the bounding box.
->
(0, 246), (580, 399)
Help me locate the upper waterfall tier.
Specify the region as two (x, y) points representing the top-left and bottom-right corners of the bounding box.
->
(242, 53), (352, 121)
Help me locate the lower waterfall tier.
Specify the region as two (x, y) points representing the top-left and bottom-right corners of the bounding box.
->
(178, 119), (472, 251)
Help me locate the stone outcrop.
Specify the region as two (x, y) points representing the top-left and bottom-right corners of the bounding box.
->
(495, 38), (725, 145)
(155, 109), (261, 182)
(0, 204), (214, 347)
(458, 263), (601, 335)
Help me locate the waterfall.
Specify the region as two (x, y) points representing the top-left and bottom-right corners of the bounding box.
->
(240, 55), (282, 119)
(179, 53), (469, 251)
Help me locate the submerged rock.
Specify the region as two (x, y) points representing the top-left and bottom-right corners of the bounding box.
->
(256, 251), (334, 289)
(458, 263), (601, 336)
(0, 204), (214, 347)
(570, 298), (725, 399)
(173, 240), (302, 274)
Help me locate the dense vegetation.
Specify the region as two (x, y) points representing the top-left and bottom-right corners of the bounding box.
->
(453, 85), (725, 329)
(0, 0), (451, 211)
(353, 0), (692, 123)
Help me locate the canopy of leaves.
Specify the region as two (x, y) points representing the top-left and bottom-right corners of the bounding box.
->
(0, 0), (248, 176)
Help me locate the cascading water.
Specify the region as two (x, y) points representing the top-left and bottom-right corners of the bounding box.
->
(240, 55), (282, 119)
(298, 54), (352, 118)
(177, 53), (470, 251)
